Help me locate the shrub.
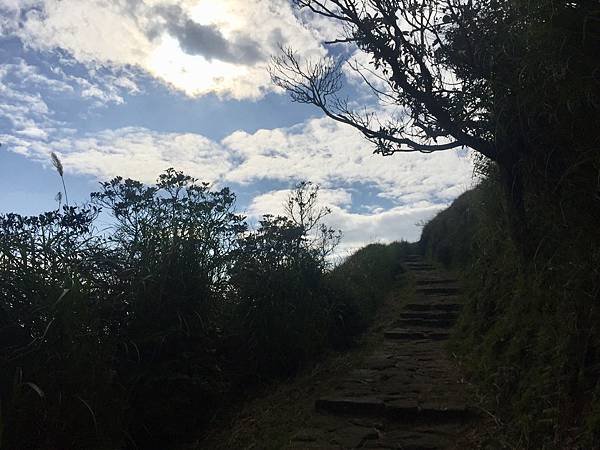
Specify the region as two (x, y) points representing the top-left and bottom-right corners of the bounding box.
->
(0, 206), (124, 449)
(0, 171), (405, 449)
(229, 215), (329, 379)
(325, 242), (411, 347)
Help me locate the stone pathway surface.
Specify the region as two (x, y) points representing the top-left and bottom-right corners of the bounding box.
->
(288, 256), (476, 449)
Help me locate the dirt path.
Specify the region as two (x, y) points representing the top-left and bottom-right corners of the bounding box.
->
(287, 255), (478, 449)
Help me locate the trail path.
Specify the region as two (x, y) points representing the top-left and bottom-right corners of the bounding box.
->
(288, 256), (477, 449)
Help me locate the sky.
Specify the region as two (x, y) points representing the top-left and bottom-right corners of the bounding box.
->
(0, 0), (476, 256)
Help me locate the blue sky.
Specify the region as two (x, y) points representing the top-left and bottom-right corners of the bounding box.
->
(0, 0), (475, 255)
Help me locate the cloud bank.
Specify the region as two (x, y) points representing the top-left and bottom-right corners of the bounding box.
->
(2, 117), (474, 203)
(1, 116), (476, 246)
(0, 0), (326, 99)
(0, 0), (476, 249)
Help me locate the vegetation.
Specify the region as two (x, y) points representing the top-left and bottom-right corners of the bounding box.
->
(419, 172), (600, 449)
(274, 0), (600, 253)
(0, 169), (408, 449)
(276, 3), (600, 447)
(199, 253), (413, 450)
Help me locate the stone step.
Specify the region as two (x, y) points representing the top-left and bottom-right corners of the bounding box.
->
(416, 286), (460, 295)
(315, 396), (385, 416)
(315, 396), (470, 422)
(405, 263), (436, 269)
(409, 267), (436, 272)
(290, 422), (460, 449)
(394, 318), (454, 328)
(399, 311), (458, 321)
(374, 427), (459, 450)
(404, 303), (462, 312)
(387, 400), (471, 422)
(415, 278), (458, 286)
(290, 425), (380, 449)
(384, 328), (450, 341)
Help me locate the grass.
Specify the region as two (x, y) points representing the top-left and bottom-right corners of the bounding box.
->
(0, 169), (414, 449)
(419, 174), (600, 449)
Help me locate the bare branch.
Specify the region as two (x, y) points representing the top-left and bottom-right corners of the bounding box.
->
(272, 0), (498, 160)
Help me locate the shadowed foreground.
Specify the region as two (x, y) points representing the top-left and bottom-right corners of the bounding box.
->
(287, 256), (477, 449)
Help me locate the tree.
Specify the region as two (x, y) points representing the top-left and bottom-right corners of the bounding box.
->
(272, 0), (599, 160)
(271, 0), (497, 159)
(284, 181), (341, 261)
(271, 0), (600, 253)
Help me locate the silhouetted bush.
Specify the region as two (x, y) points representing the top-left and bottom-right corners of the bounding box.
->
(0, 170), (405, 449)
(229, 215), (328, 379)
(325, 242), (409, 347)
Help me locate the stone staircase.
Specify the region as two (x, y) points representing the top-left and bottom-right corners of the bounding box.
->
(288, 256), (475, 449)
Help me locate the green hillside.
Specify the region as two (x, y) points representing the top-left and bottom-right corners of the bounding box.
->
(419, 173), (600, 449)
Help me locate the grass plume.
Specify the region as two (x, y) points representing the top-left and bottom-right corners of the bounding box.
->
(50, 152), (69, 206)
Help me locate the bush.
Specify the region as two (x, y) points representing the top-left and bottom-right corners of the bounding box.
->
(228, 216), (328, 379)
(325, 242), (411, 347)
(0, 171), (405, 449)
(0, 206), (125, 449)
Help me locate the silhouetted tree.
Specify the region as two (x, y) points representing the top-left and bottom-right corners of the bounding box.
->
(272, 0), (600, 254)
(285, 181), (342, 261)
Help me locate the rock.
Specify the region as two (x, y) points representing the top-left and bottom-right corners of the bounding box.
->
(315, 397), (386, 416)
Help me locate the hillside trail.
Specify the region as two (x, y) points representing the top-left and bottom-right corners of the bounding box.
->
(287, 255), (479, 449)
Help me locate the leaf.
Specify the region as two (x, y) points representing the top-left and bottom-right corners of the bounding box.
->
(52, 289), (70, 308)
(23, 382), (45, 399)
(77, 396), (98, 433)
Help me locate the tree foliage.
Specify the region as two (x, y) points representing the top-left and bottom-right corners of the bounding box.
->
(273, 0), (599, 160)
(272, 0), (600, 255)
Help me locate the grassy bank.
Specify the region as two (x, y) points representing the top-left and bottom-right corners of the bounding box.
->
(419, 175), (600, 449)
(196, 264), (415, 450)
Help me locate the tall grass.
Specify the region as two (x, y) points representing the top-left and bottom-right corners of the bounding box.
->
(50, 152), (69, 206)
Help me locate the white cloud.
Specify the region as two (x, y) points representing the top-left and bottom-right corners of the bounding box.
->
(2, 115), (474, 207)
(0, 58), (138, 143)
(0, 64), (54, 133)
(0, 31), (141, 113)
(10, 59), (74, 93)
(2, 0), (326, 99)
(6, 127), (233, 184)
(246, 187), (447, 253)
(223, 116), (475, 203)
(326, 203), (444, 253)
(245, 187), (352, 218)
(15, 126), (49, 140)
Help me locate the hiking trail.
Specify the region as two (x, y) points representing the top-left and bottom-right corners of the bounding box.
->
(288, 255), (477, 449)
